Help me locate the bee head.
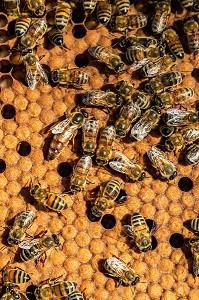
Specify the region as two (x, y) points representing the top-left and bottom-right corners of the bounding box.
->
(138, 171), (146, 181)
(52, 234), (60, 246)
(114, 63), (124, 73)
(131, 275), (140, 285)
(169, 171), (177, 180)
(35, 6), (45, 17)
(116, 80), (125, 91)
(116, 122), (127, 137)
(51, 70), (58, 83)
(188, 112), (198, 123)
(119, 36), (127, 47)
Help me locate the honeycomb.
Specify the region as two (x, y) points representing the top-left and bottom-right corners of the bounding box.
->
(0, 1), (199, 300)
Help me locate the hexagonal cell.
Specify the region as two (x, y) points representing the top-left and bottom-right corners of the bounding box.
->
(72, 9), (85, 23)
(16, 141), (31, 156)
(169, 233), (184, 248)
(72, 24), (87, 38)
(1, 104), (16, 119)
(75, 53), (89, 68)
(178, 177), (193, 192)
(57, 162), (73, 177)
(0, 15), (8, 28)
(0, 60), (12, 73)
(0, 45), (10, 58)
(0, 75), (13, 88)
(101, 214), (116, 229)
(0, 29), (9, 43)
(7, 20), (16, 36)
(85, 16), (99, 30)
(0, 159), (6, 173)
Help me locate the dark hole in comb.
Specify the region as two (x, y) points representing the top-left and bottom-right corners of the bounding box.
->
(57, 162), (72, 177)
(178, 177), (193, 192)
(26, 284), (37, 300)
(0, 29), (9, 43)
(1, 104), (16, 119)
(169, 233), (184, 248)
(72, 9), (85, 23)
(101, 214), (116, 229)
(0, 159), (6, 173)
(72, 25), (86, 39)
(85, 17), (99, 30)
(0, 75), (13, 88)
(0, 45), (10, 58)
(17, 141), (31, 156)
(0, 59), (12, 73)
(75, 54), (89, 68)
(0, 15), (8, 28)
(7, 20), (16, 36)
(151, 236), (158, 250)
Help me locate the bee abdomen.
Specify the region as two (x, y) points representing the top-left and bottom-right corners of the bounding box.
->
(13, 269), (31, 283)
(46, 194), (67, 211)
(83, 0), (97, 14)
(190, 218), (199, 231)
(104, 180), (120, 200)
(131, 212), (148, 232)
(55, 3), (72, 30)
(97, 2), (112, 25)
(20, 246), (38, 262)
(116, 0), (130, 15)
(15, 17), (31, 37)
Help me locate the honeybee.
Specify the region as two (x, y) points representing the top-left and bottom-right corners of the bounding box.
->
(1, 265), (31, 284)
(144, 72), (184, 94)
(70, 155), (92, 193)
(185, 143), (199, 165)
(123, 212), (155, 252)
(55, 1), (72, 30)
(34, 280), (77, 300)
(152, 0), (171, 34)
(82, 90), (123, 110)
(7, 210), (35, 246)
(109, 152), (146, 181)
(126, 44), (165, 71)
(183, 18), (199, 53)
(0, 284), (23, 300)
(96, 125), (116, 166)
(115, 101), (141, 138)
(51, 68), (90, 88)
(153, 87), (194, 108)
(110, 14), (148, 32)
(24, 0), (45, 16)
(130, 107), (161, 141)
(3, 0), (20, 16)
(68, 291), (85, 300)
(103, 256), (140, 286)
(15, 17), (31, 37)
(22, 50), (48, 90)
(82, 117), (99, 156)
(30, 181), (68, 211)
(97, 1), (112, 25)
(161, 108), (199, 127)
(19, 232), (60, 262)
(91, 180), (122, 218)
(162, 28), (184, 59)
(178, 0), (193, 9)
(118, 35), (157, 49)
(88, 46), (124, 73)
(19, 19), (47, 51)
(147, 146), (177, 180)
(44, 109), (88, 160)
(48, 27), (64, 46)
(115, 0), (130, 15)
(141, 53), (176, 78)
(83, 0), (98, 14)
(189, 237), (199, 276)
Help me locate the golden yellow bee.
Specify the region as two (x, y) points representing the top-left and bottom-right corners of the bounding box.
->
(55, 1), (72, 30)
(185, 143), (199, 165)
(3, 0), (20, 16)
(110, 14), (148, 32)
(183, 18), (199, 53)
(7, 210), (35, 246)
(19, 231), (60, 262)
(162, 28), (184, 59)
(82, 90), (123, 110)
(25, 0), (45, 16)
(88, 45), (124, 73)
(123, 212), (155, 252)
(97, 1), (112, 25)
(83, 0), (98, 14)
(70, 155), (92, 193)
(51, 68), (90, 88)
(118, 35), (157, 49)
(147, 146), (177, 180)
(115, 0), (130, 15)
(0, 284), (28, 300)
(152, 0), (171, 34)
(189, 237), (199, 276)
(15, 17), (31, 37)
(1, 265), (31, 284)
(96, 125), (116, 166)
(109, 152), (146, 181)
(82, 117), (99, 156)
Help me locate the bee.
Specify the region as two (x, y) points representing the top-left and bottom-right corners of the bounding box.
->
(88, 46), (124, 73)
(48, 27), (64, 46)
(123, 212), (155, 252)
(19, 232), (60, 262)
(178, 0), (193, 9)
(115, 101), (141, 138)
(34, 280), (77, 300)
(22, 50), (48, 90)
(161, 108), (199, 127)
(115, 0), (130, 15)
(189, 216), (199, 232)
(147, 146), (177, 180)
(68, 291), (85, 300)
(189, 237), (199, 276)
(19, 19), (47, 51)
(51, 68), (90, 88)
(159, 124), (175, 137)
(97, 1), (112, 25)
(153, 87), (194, 108)
(25, 0), (45, 16)
(3, 0), (20, 16)
(82, 90), (123, 110)
(193, 0), (199, 11)
(83, 0), (98, 14)
(30, 181), (68, 211)
(44, 109), (88, 160)
(103, 256), (140, 286)
(144, 72), (184, 94)
(110, 14), (148, 32)
(118, 35), (157, 49)
(162, 28), (184, 59)
(141, 53), (176, 78)
(82, 117), (99, 156)
(183, 18), (199, 53)
(70, 155), (92, 193)
(109, 152), (146, 181)
(7, 210), (35, 246)
(96, 125), (116, 166)
(91, 180), (122, 218)
(152, 0), (171, 34)
(1, 265), (31, 284)
(15, 17), (31, 37)
(185, 143), (199, 165)
(55, 1), (72, 31)
(126, 44), (166, 71)
(0, 284), (22, 300)
(130, 107), (161, 141)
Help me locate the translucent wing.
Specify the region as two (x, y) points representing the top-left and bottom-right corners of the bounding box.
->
(100, 126), (116, 146)
(15, 210), (35, 228)
(182, 127), (199, 143)
(122, 225), (135, 240)
(141, 58), (162, 77)
(82, 90), (107, 107)
(25, 66), (38, 90)
(130, 119), (152, 141)
(51, 118), (72, 134)
(130, 58), (150, 71)
(105, 257), (128, 277)
(193, 254), (199, 276)
(165, 108), (189, 126)
(82, 119), (99, 134)
(36, 62), (48, 84)
(147, 146), (168, 173)
(88, 47), (110, 61)
(19, 238), (40, 249)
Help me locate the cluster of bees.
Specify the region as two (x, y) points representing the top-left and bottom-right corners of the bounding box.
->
(1, 0), (199, 299)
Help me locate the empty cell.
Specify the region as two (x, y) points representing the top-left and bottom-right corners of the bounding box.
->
(101, 214), (116, 229)
(0, 30), (9, 43)
(72, 25), (86, 38)
(75, 53), (89, 67)
(0, 75), (13, 88)
(169, 233), (184, 248)
(72, 9), (85, 23)
(0, 45), (10, 58)
(0, 159), (6, 173)
(57, 162), (72, 177)
(1, 104), (16, 119)
(16, 141), (31, 156)
(0, 15), (8, 28)
(178, 177), (193, 192)
(0, 60), (12, 73)
(85, 16), (99, 30)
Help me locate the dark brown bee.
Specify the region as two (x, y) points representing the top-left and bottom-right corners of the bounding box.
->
(183, 18), (199, 53)
(189, 237), (199, 276)
(82, 117), (99, 156)
(15, 17), (31, 37)
(48, 27), (64, 46)
(115, 0), (130, 15)
(97, 1), (112, 25)
(0, 284), (23, 300)
(152, 0), (171, 34)
(96, 125), (116, 166)
(51, 68), (90, 88)
(162, 28), (184, 59)
(185, 143), (199, 165)
(25, 0), (45, 17)
(3, 0), (20, 16)
(83, 0), (98, 14)
(110, 14), (148, 32)
(1, 265), (31, 284)
(55, 1), (72, 30)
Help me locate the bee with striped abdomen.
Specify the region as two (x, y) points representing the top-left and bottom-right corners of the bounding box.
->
(152, 0), (171, 34)
(109, 152), (146, 182)
(48, 27), (64, 46)
(83, 0), (98, 14)
(19, 231), (60, 262)
(189, 237), (199, 276)
(115, 0), (130, 15)
(110, 14), (148, 32)
(190, 216), (199, 232)
(96, 125), (116, 166)
(0, 284), (24, 300)
(183, 18), (199, 53)
(82, 117), (99, 156)
(118, 35), (157, 49)
(147, 146), (177, 180)
(24, 0), (45, 16)
(15, 17), (31, 37)
(7, 210), (35, 246)
(1, 265), (31, 284)
(55, 1), (72, 30)
(3, 0), (20, 16)
(51, 68), (90, 88)
(97, 1), (112, 25)
(185, 143), (199, 165)
(123, 212), (155, 252)
(162, 28), (184, 59)
(161, 108), (199, 127)
(68, 291), (85, 300)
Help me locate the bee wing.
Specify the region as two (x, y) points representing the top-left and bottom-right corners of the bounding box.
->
(36, 62), (48, 84)
(142, 58), (162, 77)
(82, 118), (99, 134)
(130, 118), (152, 141)
(25, 65), (38, 90)
(100, 126), (116, 146)
(147, 146), (167, 169)
(19, 238), (40, 249)
(181, 127), (199, 143)
(106, 257), (128, 276)
(15, 210), (35, 227)
(165, 108), (189, 126)
(51, 118), (72, 134)
(88, 47), (109, 60)
(122, 225), (135, 240)
(82, 90), (108, 107)
(130, 58), (150, 71)
(193, 254), (199, 276)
